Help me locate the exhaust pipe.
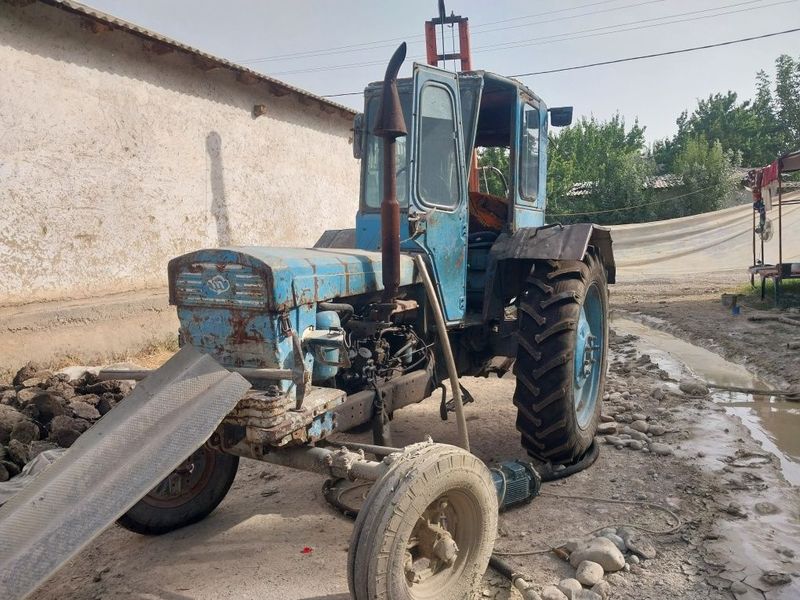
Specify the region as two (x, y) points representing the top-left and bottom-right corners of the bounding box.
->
(374, 43), (408, 314)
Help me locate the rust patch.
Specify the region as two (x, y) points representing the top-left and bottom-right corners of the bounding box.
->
(228, 310), (265, 345)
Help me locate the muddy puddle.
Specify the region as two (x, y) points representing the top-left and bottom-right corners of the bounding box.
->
(612, 315), (800, 486)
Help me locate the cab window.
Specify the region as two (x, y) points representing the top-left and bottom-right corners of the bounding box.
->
(519, 104), (540, 201)
(417, 84), (460, 208)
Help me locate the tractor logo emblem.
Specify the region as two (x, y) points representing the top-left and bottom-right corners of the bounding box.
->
(205, 274), (231, 295)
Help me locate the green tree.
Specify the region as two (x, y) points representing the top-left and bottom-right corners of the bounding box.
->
(672, 137), (736, 218)
(546, 114), (655, 225)
(476, 147), (510, 197)
(774, 54), (800, 144)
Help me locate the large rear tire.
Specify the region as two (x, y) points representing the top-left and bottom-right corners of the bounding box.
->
(513, 250), (608, 464)
(118, 446), (239, 535)
(348, 443), (498, 600)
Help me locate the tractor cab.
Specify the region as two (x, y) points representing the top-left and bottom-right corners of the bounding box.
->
(352, 65), (572, 323)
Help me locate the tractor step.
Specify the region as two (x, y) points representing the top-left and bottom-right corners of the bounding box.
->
(0, 347), (250, 600)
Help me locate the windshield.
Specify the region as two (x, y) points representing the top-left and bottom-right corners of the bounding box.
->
(361, 95), (410, 210)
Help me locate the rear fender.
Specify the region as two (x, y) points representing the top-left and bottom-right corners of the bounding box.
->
(482, 224), (615, 321)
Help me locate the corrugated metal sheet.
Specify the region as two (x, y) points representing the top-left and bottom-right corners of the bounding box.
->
(38, 0), (357, 117)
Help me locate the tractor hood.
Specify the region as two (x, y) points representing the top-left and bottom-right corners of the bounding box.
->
(168, 247), (418, 312)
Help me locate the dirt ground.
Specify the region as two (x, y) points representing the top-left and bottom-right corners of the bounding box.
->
(26, 275), (800, 600)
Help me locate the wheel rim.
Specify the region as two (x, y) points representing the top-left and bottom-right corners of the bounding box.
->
(403, 490), (482, 599)
(573, 282), (605, 429)
(140, 446), (216, 508)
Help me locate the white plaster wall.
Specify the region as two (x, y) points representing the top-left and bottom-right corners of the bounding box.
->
(0, 3), (360, 306)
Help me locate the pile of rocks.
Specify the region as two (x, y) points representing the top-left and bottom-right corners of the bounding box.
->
(0, 362), (132, 482)
(541, 527), (657, 600)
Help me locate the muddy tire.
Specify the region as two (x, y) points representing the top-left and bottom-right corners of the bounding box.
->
(118, 446), (238, 535)
(513, 250), (608, 464)
(348, 443), (498, 600)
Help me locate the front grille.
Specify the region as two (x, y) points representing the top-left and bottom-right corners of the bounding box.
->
(173, 263), (266, 308)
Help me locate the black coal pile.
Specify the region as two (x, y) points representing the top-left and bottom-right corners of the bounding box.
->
(0, 362), (133, 482)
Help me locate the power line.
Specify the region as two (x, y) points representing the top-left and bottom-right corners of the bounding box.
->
(274, 0), (785, 77)
(472, 0), (769, 54)
(547, 183), (725, 217)
(509, 26), (800, 78)
(321, 27), (800, 98)
(233, 0), (627, 64)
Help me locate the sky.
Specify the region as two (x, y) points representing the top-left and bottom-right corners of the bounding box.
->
(83, 0), (800, 143)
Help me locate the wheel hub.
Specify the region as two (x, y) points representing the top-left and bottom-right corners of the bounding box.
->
(572, 283), (605, 430)
(404, 497), (460, 586)
(142, 447), (214, 508)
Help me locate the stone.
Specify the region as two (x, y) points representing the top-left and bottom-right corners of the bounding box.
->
(21, 377), (48, 388)
(631, 413), (647, 421)
(679, 378), (709, 396)
(15, 388), (39, 405)
(70, 401), (101, 421)
(591, 580), (611, 599)
(82, 380), (123, 395)
(576, 561), (604, 586)
(600, 533), (626, 553)
(12, 362), (39, 387)
(630, 420), (649, 433)
(597, 422), (617, 435)
(605, 573), (624, 586)
(97, 394), (119, 415)
(541, 586), (568, 600)
(625, 430), (648, 442)
(0, 405), (27, 444)
(621, 531), (656, 559)
(730, 581), (748, 595)
(754, 501), (780, 515)
(569, 537), (626, 572)
(651, 386), (666, 400)
(48, 415), (83, 447)
(649, 442), (673, 456)
(6, 440), (28, 468)
(10, 419), (39, 445)
(603, 435), (623, 446)
(600, 414), (615, 423)
(776, 546), (795, 558)
(760, 570), (791, 586)
(648, 424), (666, 436)
(724, 502), (748, 518)
(0, 462), (8, 482)
(557, 578), (583, 598)
(28, 440), (59, 459)
(31, 392), (67, 423)
(7, 439), (29, 466)
(0, 390), (17, 406)
(72, 394), (101, 407)
(628, 440), (644, 451)
(628, 555), (640, 565)
(47, 383), (76, 400)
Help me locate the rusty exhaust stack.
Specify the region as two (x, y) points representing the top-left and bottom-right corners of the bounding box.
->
(374, 43), (408, 313)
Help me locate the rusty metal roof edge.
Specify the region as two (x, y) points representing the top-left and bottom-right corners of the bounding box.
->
(37, 0), (357, 118)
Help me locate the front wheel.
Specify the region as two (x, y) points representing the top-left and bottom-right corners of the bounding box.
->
(348, 443), (498, 600)
(118, 446), (239, 535)
(513, 250), (609, 465)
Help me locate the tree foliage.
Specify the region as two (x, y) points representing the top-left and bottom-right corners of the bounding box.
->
(476, 54), (799, 224)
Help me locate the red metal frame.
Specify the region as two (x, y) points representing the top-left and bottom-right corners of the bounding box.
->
(424, 12), (478, 190)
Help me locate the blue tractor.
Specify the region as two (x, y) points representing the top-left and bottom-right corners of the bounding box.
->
(120, 44), (615, 598)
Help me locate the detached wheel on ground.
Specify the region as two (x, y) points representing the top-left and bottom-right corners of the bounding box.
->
(118, 445), (238, 535)
(348, 443), (498, 600)
(514, 250), (609, 465)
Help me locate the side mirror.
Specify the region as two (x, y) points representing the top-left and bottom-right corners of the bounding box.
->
(549, 106), (573, 127)
(352, 113), (365, 159)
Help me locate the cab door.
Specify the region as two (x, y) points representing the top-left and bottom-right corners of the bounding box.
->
(409, 64), (468, 323)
